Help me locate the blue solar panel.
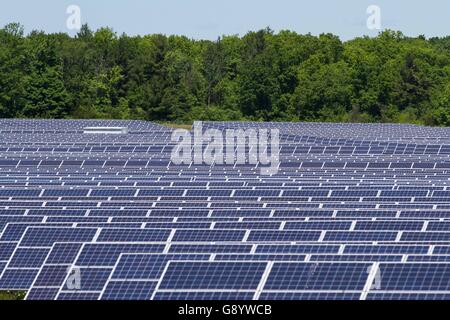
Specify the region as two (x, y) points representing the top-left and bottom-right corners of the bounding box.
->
(169, 244), (253, 254)
(172, 230), (246, 242)
(248, 231), (321, 242)
(101, 281), (156, 300)
(259, 292), (361, 300)
(264, 263), (370, 291)
(153, 291), (255, 300)
(0, 243), (17, 260)
(1, 119), (450, 300)
(76, 244), (165, 267)
(73, 268), (112, 291)
(158, 262), (267, 290)
(20, 227), (98, 247)
(0, 262), (5, 275)
(378, 264), (450, 291)
(324, 231), (397, 242)
(33, 265), (70, 287)
(26, 288), (59, 300)
(56, 292), (101, 300)
(0, 269), (39, 289)
(45, 243), (83, 264)
(96, 229), (171, 242)
(366, 293), (450, 300)
(112, 254), (210, 280)
(8, 248), (49, 268)
(256, 244), (340, 254)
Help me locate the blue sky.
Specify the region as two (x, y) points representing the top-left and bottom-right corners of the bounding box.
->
(1, 0), (449, 40)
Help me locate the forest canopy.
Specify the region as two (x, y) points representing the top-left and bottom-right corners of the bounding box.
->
(1, 23), (450, 126)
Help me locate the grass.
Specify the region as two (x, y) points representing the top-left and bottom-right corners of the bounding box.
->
(0, 291), (26, 300)
(159, 122), (193, 130)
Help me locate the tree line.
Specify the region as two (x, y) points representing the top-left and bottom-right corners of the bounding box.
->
(1, 23), (450, 125)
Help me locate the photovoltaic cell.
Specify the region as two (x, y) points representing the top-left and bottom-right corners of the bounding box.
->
(158, 262), (267, 290)
(20, 227), (98, 247)
(264, 263), (370, 291)
(101, 281), (157, 300)
(1, 119), (450, 300)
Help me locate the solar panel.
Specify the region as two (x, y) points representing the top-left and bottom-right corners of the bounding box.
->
(158, 261), (267, 290)
(111, 254), (210, 280)
(1, 119), (450, 300)
(101, 280), (157, 300)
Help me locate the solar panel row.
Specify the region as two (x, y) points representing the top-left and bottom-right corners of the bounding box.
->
(0, 120), (450, 300)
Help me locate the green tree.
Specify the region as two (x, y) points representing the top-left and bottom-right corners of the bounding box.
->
(0, 23), (26, 117)
(0, 24), (450, 126)
(21, 32), (70, 118)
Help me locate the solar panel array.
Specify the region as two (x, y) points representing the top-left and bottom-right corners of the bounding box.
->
(1, 119), (450, 300)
